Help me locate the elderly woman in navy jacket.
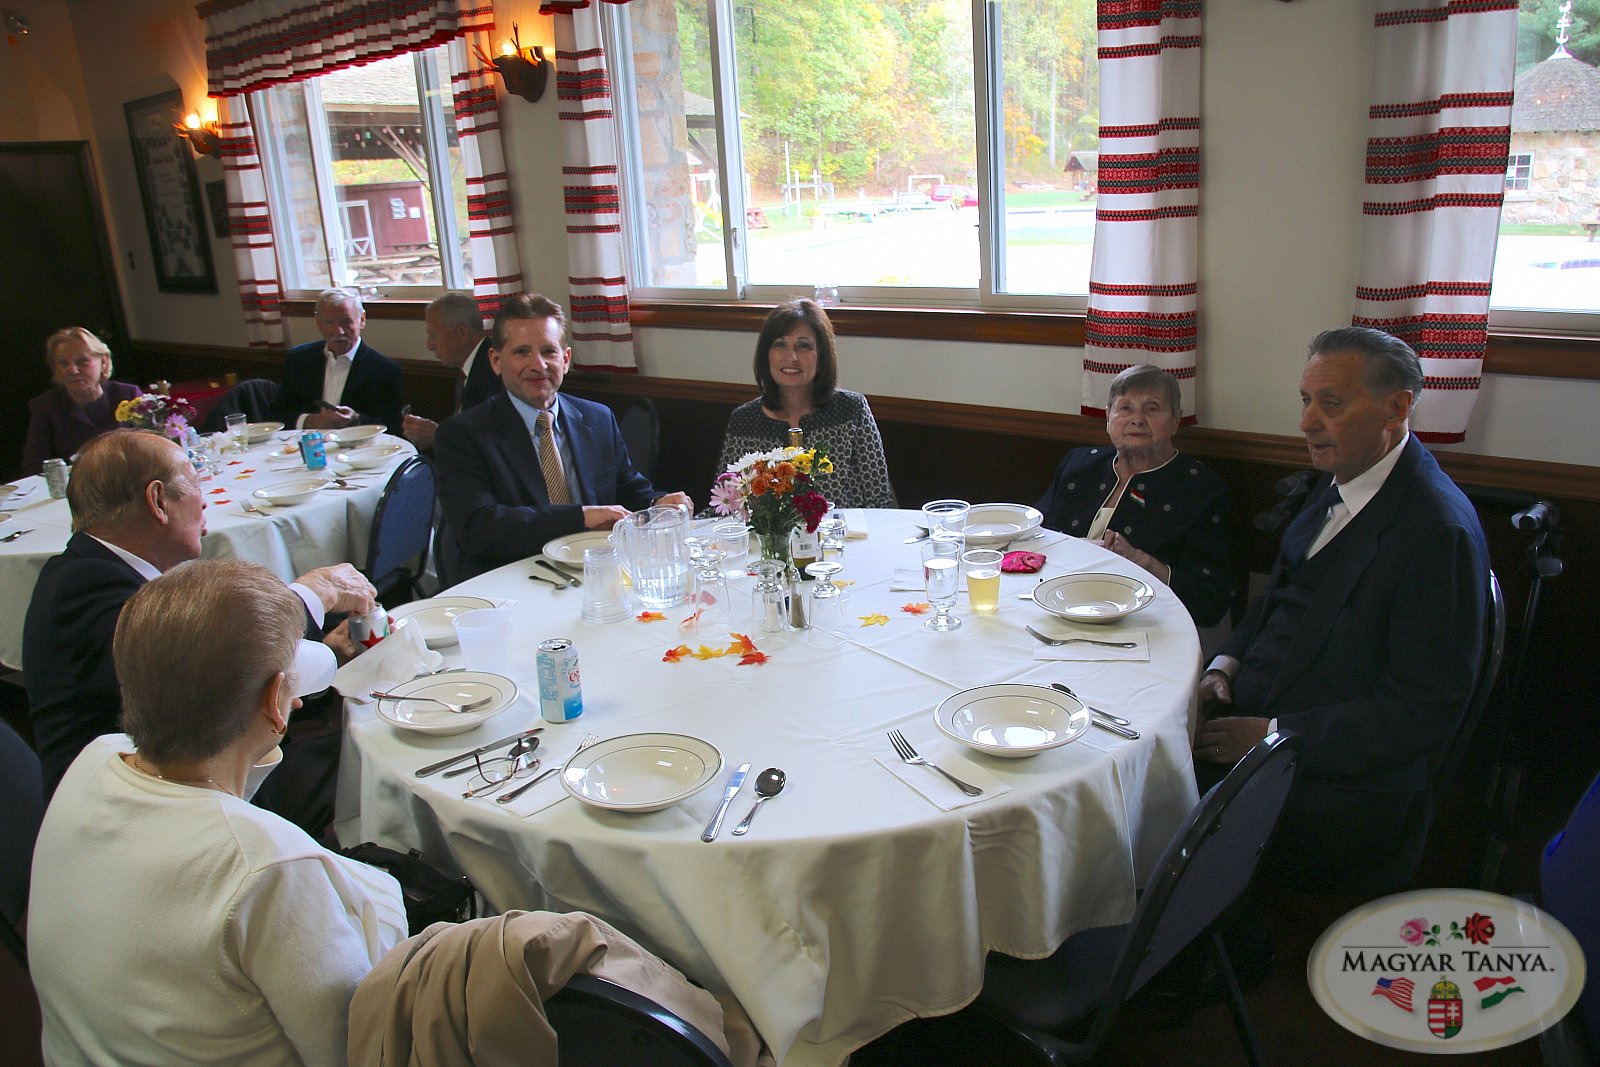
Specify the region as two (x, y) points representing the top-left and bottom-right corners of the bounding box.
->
(1035, 365), (1232, 626)
(21, 327), (140, 477)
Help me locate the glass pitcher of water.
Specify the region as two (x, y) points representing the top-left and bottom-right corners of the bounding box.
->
(612, 503), (692, 610)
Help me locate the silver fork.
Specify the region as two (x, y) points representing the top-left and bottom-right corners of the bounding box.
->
(503, 733), (599, 804)
(0, 529), (34, 543)
(888, 729), (982, 797)
(240, 499), (265, 517)
(370, 692), (495, 714)
(1025, 625), (1137, 649)
(534, 559), (580, 589)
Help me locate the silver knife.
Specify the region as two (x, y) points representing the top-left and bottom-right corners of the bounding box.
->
(1050, 683), (1132, 727)
(701, 762), (752, 842)
(534, 558), (581, 585)
(414, 728), (543, 777)
(1090, 718), (1140, 740)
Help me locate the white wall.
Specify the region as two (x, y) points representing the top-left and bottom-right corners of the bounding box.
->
(3, 0), (1593, 467)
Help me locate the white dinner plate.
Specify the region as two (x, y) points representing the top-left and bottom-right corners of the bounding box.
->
(374, 671), (517, 736)
(962, 503), (1044, 547)
(1033, 572), (1154, 624)
(325, 424), (386, 446)
(335, 442), (408, 469)
(544, 530), (616, 568)
(934, 683), (1090, 758)
(252, 477), (332, 506)
(560, 733), (724, 813)
(244, 421), (284, 443)
(264, 451), (306, 469)
(388, 596), (496, 648)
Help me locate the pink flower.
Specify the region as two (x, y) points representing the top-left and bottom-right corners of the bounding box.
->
(1398, 918), (1428, 945)
(709, 473), (743, 516)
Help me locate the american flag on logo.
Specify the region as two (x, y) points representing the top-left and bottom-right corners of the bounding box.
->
(1372, 976), (1415, 1012)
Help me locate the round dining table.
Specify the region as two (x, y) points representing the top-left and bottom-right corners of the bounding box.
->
(0, 431), (414, 670)
(339, 509), (1203, 1066)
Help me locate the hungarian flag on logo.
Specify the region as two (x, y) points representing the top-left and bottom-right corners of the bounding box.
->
(1474, 975), (1525, 1009)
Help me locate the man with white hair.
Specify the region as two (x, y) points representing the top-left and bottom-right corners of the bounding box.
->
(402, 292), (501, 450)
(270, 287), (404, 431)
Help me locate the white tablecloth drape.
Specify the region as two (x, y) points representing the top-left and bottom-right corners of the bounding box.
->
(340, 510), (1202, 1066)
(0, 435), (411, 669)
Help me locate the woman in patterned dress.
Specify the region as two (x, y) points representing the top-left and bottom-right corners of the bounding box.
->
(715, 299), (896, 508)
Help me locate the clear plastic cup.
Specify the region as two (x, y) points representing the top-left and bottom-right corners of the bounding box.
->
(453, 609), (512, 673)
(962, 548), (1004, 615)
(582, 545), (630, 624)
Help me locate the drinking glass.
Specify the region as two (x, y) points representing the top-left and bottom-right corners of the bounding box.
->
(712, 520), (750, 579)
(686, 537), (733, 634)
(921, 535), (963, 631)
(752, 559), (790, 634)
(225, 412), (249, 452)
(818, 513), (848, 562)
(454, 609), (512, 673)
(922, 499), (971, 540)
(962, 548), (1004, 615)
(581, 545), (629, 624)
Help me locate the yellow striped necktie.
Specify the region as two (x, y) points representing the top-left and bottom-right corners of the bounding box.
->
(536, 409), (572, 505)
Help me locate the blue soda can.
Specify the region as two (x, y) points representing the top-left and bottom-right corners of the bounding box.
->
(299, 430), (328, 470)
(536, 638), (583, 723)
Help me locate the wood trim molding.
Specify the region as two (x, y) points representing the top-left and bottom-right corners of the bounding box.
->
(1484, 331), (1600, 380)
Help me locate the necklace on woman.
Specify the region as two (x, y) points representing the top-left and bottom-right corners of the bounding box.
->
(129, 754), (231, 796)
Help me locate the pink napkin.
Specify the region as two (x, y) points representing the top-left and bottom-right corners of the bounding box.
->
(1002, 550), (1046, 574)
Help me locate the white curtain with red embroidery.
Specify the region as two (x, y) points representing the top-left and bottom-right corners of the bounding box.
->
(449, 6), (527, 323)
(544, 0), (636, 372)
(1351, 1), (1517, 444)
(216, 97), (286, 347)
(1081, 0), (1202, 422)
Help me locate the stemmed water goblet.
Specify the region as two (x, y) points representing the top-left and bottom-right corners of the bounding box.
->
(921, 534), (963, 632)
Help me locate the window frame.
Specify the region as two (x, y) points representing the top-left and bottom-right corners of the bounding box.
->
(250, 41), (472, 301)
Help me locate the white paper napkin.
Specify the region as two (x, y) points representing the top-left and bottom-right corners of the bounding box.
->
(1029, 622), (1150, 662)
(333, 624), (443, 700)
(891, 568), (966, 593)
(875, 752), (1011, 811)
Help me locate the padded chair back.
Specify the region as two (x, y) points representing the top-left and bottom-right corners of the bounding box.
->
(1431, 569), (1506, 800)
(0, 720), (44, 967)
(1096, 733), (1300, 1024)
(619, 398), (660, 484)
(199, 378), (282, 432)
(545, 973), (734, 1067)
(363, 457), (436, 602)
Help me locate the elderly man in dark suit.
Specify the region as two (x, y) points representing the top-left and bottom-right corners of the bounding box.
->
(269, 288), (404, 431)
(22, 431), (375, 805)
(1194, 327), (1489, 893)
(435, 293), (691, 584)
(402, 292), (502, 450)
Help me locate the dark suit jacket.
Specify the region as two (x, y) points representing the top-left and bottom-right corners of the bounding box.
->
(268, 340), (404, 430)
(20, 381), (141, 477)
(1035, 446), (1232, 626)
(22, 533), (144, 793)
(435, 392), (658, 583)
(460, 338), (502, 412)
(1223, 436), (1489, 889)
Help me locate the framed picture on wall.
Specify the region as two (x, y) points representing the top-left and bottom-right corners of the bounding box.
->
(123, 89), (217, 294)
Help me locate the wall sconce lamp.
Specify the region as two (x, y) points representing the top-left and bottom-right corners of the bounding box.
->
(475, 24), (548, 104)
(174, 110), (222, 157)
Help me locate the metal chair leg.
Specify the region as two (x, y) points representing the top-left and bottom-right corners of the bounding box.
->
(1211, 930), (1268, 1067)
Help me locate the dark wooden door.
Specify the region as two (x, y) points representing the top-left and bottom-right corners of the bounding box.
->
(0, 142), (127, 479)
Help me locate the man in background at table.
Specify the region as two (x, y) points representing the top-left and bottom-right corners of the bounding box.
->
(1193, 327), (1488, 894)
(402, 292), (502, 451)
(22, 431), (376, 825)
(434, 293), (692, 583)
(269, 288), (404, 432)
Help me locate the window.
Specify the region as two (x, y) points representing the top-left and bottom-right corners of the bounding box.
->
(607, 0), (1098, 306)
(1491, 2), (1599, 323)
(252, 46), (472, 295)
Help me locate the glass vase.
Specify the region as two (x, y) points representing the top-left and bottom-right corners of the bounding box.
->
(755, 528), (794, 567)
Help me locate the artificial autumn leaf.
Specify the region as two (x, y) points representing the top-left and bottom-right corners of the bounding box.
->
(227, 460), (243, 466)
(737, 650), (770, 666)
(239, 468), (256, 474)
(692, 644), (726, 660)
(726, 633), (758, 655)
(679, 608), (704, 631)
(636, 611), (666, 623)
(662, 645), (691, 662)
(860, 613), (890, 627)
(900, 602), (930, 614)
(209, 488), (228, 495)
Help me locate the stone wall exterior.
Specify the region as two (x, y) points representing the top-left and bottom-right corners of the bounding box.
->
(1501, 131), (1599, 225)
(630, 0), (698, 287)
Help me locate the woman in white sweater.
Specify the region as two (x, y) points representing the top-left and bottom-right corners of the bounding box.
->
(29, 559), (407, 1067)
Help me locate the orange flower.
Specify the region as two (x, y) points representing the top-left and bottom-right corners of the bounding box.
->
(751, 472), (774, 496)
(774, 461), (796, 479)
(636, 611), (666, 623)
(900, 603), (930, 614)
(772, 476), (795, 495)
(662, 645), (691, 662)
(737, 650), (770, 666)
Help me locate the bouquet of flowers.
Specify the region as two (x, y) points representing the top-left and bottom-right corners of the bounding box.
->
(115, 392), (199, 444)
(711, 445), (833, 562)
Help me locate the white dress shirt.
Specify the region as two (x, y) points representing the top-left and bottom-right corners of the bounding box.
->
(91, 535), (325, 627)
(293, 343), (357, 429)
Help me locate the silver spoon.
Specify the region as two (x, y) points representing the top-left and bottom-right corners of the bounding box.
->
(1025, 625), (1137, 649)
(731, 767), (786, 837)
(0, 529), (34, 543)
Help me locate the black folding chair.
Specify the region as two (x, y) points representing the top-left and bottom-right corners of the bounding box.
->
(545, 973), (735, 1067)
(199, 378), (281, 432)
(362, 457), (435, 603)
(975, 731), (1300, 1066)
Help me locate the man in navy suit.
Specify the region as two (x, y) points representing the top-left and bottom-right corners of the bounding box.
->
(435, 293), (691, 584)
(402, 292), (502, 450)
(269, 288), (404, 431)
(22, 431), (376, 803)
(1194, 328), (1489, 893)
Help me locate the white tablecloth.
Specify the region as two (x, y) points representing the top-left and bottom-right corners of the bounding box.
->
(340, 510), (1201, 1066)
(0, 434), (413, 669)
